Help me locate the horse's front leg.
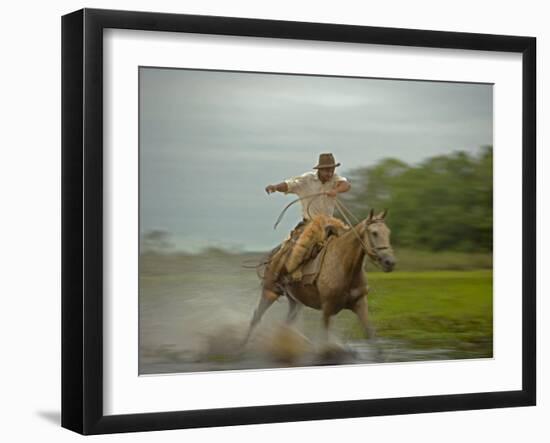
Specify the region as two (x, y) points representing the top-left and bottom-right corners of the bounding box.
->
(321, 310), (332, 343)
(351, 292), (376, 339)
(320, 301), (338, 345)
(285, 296), (302, 325)
(319, 301), (352, 362)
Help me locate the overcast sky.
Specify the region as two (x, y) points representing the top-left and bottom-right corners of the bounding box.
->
(139, 67), (492, 252)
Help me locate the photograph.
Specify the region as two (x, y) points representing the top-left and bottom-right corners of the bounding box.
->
(138, 67), (494, 375)
(54, 3), (539, 437)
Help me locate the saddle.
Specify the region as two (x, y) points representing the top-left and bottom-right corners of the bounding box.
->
(291, 236), (335, 285)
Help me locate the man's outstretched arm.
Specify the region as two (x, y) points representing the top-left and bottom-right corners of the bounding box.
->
(265, 182), (289, 194)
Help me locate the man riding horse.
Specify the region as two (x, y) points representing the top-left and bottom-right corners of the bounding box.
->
(263, 153), (351, 295)
(242, 153), (394, 347)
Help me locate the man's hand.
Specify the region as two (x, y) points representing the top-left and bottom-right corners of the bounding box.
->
(326, 180), (351, 198)
(265, 182), (288, 194)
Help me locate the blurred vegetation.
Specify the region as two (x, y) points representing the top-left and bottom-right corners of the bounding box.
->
(341, 146), (493, 252)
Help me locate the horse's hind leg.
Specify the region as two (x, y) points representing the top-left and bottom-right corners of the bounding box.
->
(242, 289), (279, 346)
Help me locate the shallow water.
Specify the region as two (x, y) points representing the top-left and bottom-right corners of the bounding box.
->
(140, 336), (462, 376)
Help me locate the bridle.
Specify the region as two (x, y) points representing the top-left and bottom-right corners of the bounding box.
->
(364, 219), (392, 261)
(334, 199), (390, 267)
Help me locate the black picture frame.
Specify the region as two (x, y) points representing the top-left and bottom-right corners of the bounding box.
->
(61, 8), (536, 435)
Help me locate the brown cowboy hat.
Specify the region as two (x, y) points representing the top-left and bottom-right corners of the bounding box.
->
(313, 153), (341, 169)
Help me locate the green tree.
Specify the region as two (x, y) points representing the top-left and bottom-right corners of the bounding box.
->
(342, 146), (493, 252)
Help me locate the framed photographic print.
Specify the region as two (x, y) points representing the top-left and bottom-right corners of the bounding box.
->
(61, 8), (536, 435)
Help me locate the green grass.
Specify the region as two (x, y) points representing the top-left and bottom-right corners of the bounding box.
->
(357, 270), (493, 357)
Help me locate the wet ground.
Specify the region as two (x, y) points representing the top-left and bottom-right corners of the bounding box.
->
(139, 252), (490, 375)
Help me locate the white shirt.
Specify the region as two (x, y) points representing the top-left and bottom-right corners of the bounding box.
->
(285, 171), (348, 220)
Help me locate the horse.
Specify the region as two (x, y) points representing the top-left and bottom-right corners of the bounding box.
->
(243, 209), (395, 346)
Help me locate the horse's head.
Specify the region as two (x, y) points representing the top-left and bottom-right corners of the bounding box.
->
(363, 209), (396, 272)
